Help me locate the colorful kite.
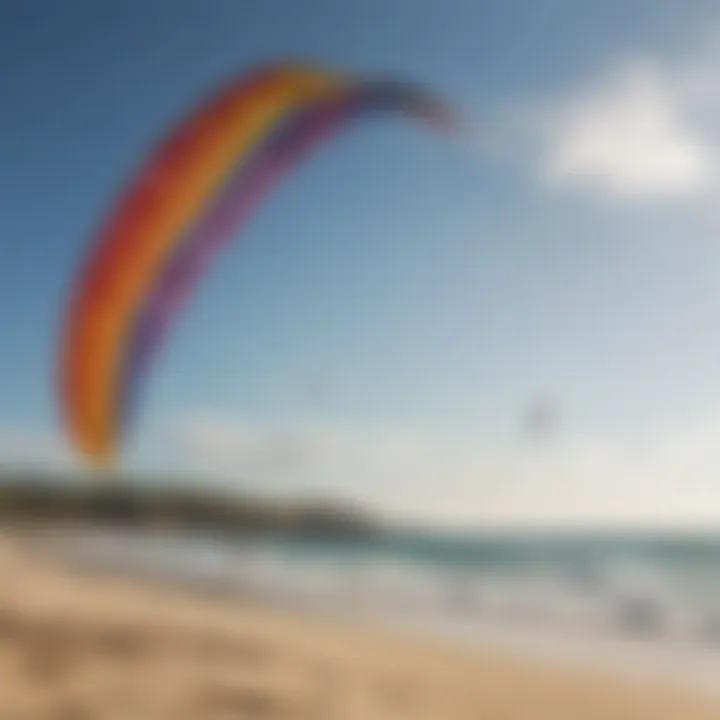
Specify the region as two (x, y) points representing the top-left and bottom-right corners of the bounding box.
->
(59, 60), (457, 467)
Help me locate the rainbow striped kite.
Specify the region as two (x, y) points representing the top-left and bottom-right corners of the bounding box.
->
(58, 60), (457, 467)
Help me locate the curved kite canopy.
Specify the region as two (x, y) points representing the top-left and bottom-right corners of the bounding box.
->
(59, 61), (457, 468)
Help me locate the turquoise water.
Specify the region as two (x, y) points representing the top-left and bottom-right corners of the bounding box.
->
(261, 528), (720, 578)
(45, 526), (720, 637)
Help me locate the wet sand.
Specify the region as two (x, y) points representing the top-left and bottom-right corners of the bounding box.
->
(0, 533), (719, 718)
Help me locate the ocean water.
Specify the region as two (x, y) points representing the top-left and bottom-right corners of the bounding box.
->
(36, 526), (720, 695)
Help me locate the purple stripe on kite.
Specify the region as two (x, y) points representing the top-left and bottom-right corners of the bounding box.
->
(118, 94), (358, 435)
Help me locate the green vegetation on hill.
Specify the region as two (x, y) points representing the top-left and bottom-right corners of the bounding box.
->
(0, 470), (379, 540)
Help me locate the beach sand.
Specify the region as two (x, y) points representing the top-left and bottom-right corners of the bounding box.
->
(0, 533), (719, 718)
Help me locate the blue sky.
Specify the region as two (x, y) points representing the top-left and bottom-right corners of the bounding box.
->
(4, 0), (720, 525)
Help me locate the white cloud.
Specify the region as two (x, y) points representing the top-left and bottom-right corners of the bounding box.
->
(535, 59), (713, 199)
(489, 24), (720, 202)
(172, 412), (511, 521)
(171, 410), (720, 528)
(0, 427), (76, 473)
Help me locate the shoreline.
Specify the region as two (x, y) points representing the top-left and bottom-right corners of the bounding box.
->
(26, 524), (720, 698)
(2, 530), (720, 717)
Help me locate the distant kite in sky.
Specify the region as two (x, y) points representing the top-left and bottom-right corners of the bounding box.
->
(522, 397), (561, 441)
(58, 60), (458, 468)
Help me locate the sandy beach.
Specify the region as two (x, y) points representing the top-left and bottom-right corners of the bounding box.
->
(0, 533), (718, 719)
